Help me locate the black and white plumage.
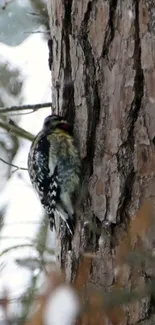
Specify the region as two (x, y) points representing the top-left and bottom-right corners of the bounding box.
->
(28, 115), (81, 235)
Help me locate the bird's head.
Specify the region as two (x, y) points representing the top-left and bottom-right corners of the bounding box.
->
(43, 115), (73, 134)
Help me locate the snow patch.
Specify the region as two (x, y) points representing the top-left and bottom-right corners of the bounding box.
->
(44, 286), (80, 325)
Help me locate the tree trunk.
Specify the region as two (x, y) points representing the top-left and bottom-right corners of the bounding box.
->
(47, 0), (155, 323)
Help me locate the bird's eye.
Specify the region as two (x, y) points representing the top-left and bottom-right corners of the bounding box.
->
(43, 115), (62, 130)
(44, 119), (51, 129)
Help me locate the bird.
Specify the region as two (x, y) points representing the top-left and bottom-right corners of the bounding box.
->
(27, 114), (81, 236)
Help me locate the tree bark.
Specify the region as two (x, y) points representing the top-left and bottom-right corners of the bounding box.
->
(47, 0), (155, 323)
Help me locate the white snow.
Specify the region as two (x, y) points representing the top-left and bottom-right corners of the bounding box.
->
(0, 31), (53, 321)
(44, 286), (80, 325)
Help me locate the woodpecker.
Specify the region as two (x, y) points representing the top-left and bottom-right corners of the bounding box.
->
(28, 115), (81, 235)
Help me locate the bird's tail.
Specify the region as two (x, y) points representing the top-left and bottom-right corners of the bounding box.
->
(49, 212), (56, 231)
(56, 205), (76, 236)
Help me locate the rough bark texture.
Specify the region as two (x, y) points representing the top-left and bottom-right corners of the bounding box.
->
(48, 0), (155, 323)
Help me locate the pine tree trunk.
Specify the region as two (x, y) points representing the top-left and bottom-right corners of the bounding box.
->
(47, 0), (155, 323)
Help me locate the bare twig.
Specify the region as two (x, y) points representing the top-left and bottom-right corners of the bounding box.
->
(0, 157), (27, 171)
(0, 243), (54, 257)
(0, 102), (52, 114)
(0, 116), (34, 141)
(26, 11), (41, 17)
(8, 111), (41, 117)
(23, 30), (50, 34)
(0, 244), (35, 257)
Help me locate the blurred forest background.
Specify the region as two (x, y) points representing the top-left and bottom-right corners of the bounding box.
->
(1, 1), (155, 325)
(0, 0), (54, 324)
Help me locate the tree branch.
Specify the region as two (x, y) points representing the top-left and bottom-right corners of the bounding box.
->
(0, 244), (34, 257)
(0, 157), (27, 171)
(0, 102), (52, 114)
(23, 30), (50, 34)
(0, 116), (34, 141)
